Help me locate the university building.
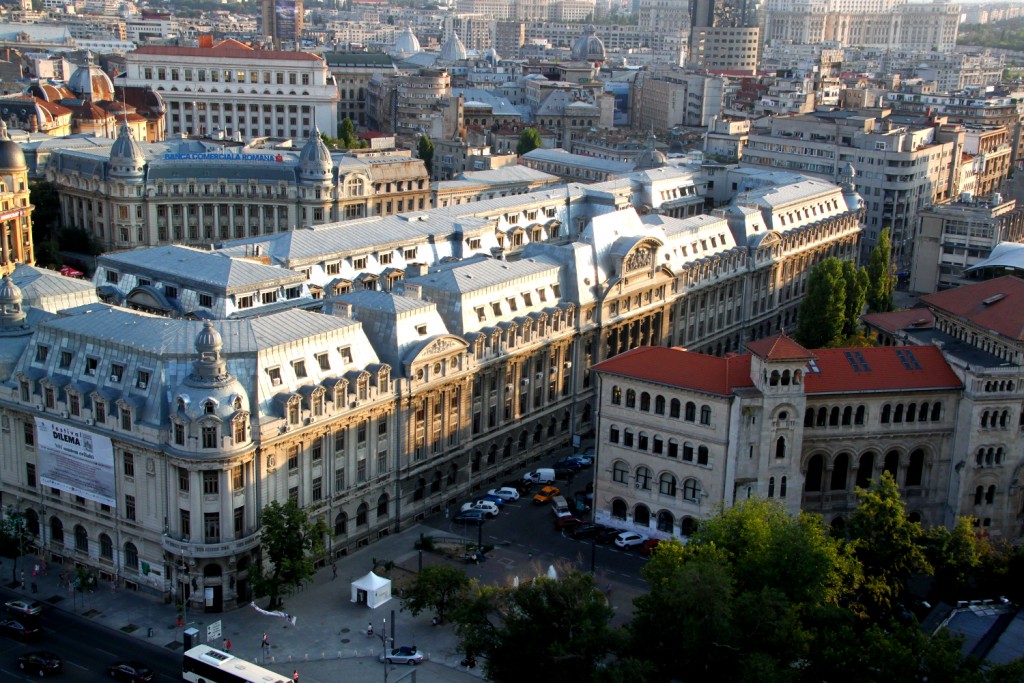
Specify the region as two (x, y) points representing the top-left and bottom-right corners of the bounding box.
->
(0, 164), (864, 611)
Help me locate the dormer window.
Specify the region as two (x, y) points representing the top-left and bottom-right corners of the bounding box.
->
(203, 400), (216, 415)
(110, 364), (124, 383)
(288, 401), (300, 424)
(268, 367), (282, 386)
(339, 346), (353, 364)
(85, 357), (98, 376)
(233, 417), (247, 442)
(35, 345), (48, 363)
(233, 396), (242, 410)
(416, 324), (427, 336)
(293, 360), (307, 379)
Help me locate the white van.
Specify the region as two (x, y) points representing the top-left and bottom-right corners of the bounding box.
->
(523, 468), (556, 484)
(550, 495), (571, 518)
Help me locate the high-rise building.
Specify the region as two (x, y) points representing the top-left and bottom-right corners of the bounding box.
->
(687, 0), (762, 72)
(262, 0), (303, 48)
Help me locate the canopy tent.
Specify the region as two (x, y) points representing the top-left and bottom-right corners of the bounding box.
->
(350, 571), (392, 609)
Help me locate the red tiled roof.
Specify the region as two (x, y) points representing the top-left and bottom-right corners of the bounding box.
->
(745, 332), (814, 361)
(804, 345), (961, 394)
(592, 346), (754, 396)
(862, 308), (935, 335)
(131, 45), (323, 62)
(920, 275), (1024, 341)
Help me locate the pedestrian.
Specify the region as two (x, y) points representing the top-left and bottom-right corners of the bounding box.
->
(292, 670), (299, 682)
(262, 633), (269, 649)
(331, 562), (337, 580)
(41, 561), (47, 575)
(33, 563), (39, 576)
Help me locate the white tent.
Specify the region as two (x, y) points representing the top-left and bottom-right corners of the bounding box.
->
(350, 571), (392, 609)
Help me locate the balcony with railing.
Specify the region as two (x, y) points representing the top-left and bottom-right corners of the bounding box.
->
(160, 531), (261, 559)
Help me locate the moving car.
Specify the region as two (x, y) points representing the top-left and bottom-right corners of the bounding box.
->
(0, 619), (40, 639)
(614, 531), (647, 549)
(461, 500), (500, 517)
(17, 651), (62, 677)
(379, 646), (424, 665)
(487, 487), (520, 501)
(553, 515), (582, 530)
(107, 660), (154, 682)
(453, 509), (487, 526)
(5, 599), (42, 617)
(532, 485), (560, 504)
(568, 523), (606, 540)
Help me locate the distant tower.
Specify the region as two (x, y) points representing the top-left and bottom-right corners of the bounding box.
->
(0, 122), (32, 276)
(262, 0), (303, 48)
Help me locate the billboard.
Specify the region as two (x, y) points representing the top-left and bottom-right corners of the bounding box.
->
(275, 0), (299, 43)
(35, 418), (116, 507)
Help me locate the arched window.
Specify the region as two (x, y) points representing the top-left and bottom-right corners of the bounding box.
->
(74, 525), (88, 552)
(447, 464), (458, 486)
(654, 395), (665, 415)
(780, 476), (787, 498)
(816, 407), (827, 426)
(623, 429), (634, 448)
(831, 453), (849, 490)
(883, 451), (899, 478)
(856, 452), (875, 489)
(376, 493), (389, 518)
(612, 461), (628, 483)
(611, 385), (621, 405)
(841, 406), (852, 426)
(906, 449), (924, 487)
(659, 473), (676, 496)
(775, 436), (786, 459)
(985, 485), (995, 504)
(680, 516), (697, 536)
(854, 405), (865, 425)
(625, 389), (636, 408)
(881, 405), (891, 423)
(700, 405), (711, 425)
(930, 402), (941, 421)
(829, 407), (840, 426)
(683, 478), (702, 502)
(893, 404), (904, 423)
(683, 442), (694, 461)
(50, 516), (64, 544)
(804, 408), (814, 427)
(906, 403), (917, 422)
(611, 499), (627, 520)
(634, 504), (650, 527)
(669, 399), (680, 418)
(334, 512), (348, 535)
(656, 510), (674, 533)
(770, 370), (780, 386)
(805, 454), (824, 492)
(638, 431), (650, 451)
(431, 470), (442, 493)
(518, 430), (529, 450)
(768, 476), (775, 497)
(635, 466), (651, 490)
(356, 502), (368, 526)
(124, 542), (138, 570)
(697, 445), (709, 465)
(640, 392), (651, 411)
(908, 512), (921, 523)
(100, 533), (113, 560)
(918, 402), (929, 422)
(685, 402), (696, 422)
(25, 509), (39, 536)
(974, 485), (984, 505)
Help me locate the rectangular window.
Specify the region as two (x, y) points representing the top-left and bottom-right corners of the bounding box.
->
(180, 509), (191, 539)
(288, 446), (299, 471)
(178, 466), (189, 492)
(357, 421), (367, 444)
(70, 394), (80, 416)
(125, 494), (136, 521)
(95, 401), (106, 423)
(35, 345), (48, 363)
(293, 360), (307, 378)
(335, 466), (345, 492)
(120, 406), (132, 431)
(340, 346), (353, 364)
(234, 506), (244, 536)
(123, 452), (134, 478)
(198, 293), (213, 308)
(317, 353), (330, 371)
(312, 476), (322, 501)
(174, 422), (185, 445)
(136, 370), (150, 389)
(268, 367), (282, 386)
(204, 512), (220, 543)
(203, 470), (219, 494)
(23, 422), (34, 446)
(335, 429), (346, 452)
(85, 357), (98, 376)
(59, 350), (72, 369)
(202, 425), (217, 448)
(26, 462), (35, 487)
(237, 295), (254, 309)
(232, 465), (243, 490)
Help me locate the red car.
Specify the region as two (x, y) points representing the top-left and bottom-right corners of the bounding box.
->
(554, 515), (583, 530)
(640, 539), (661, 557)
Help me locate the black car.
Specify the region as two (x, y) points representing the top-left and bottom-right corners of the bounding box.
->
(594, 528), (622, 545)
(108, 661), (154, 682)
(0, 619), (41, 639)
(503, 480), (532, 495)
(453, 509), (487, 526)
(569, 523), (606, 540)
(553, 458), (583, 472)
(17, 651), (62, 677)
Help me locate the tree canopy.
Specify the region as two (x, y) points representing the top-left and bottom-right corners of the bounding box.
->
(795, 257), (848, 348)
(516, 128), (542, 156)
(417, 134), (435, 175)
(866, 227), (897, 313)
(250, 500), (328, 608)
(401, 564), (468, 624)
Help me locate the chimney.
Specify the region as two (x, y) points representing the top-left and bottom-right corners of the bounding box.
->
(28, 114), (37, 133)
(404, 282), (423, 299)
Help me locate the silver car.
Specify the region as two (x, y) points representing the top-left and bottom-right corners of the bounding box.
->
(5, 599), (42, 617)
(379, 646), (425, 665)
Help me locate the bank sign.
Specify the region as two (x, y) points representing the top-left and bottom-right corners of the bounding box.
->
(35, 417), (116, 507)
(163, 152), (285, 162)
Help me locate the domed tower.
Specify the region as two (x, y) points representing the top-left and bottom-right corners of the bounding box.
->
(633, 130), (667, 171)
(391, 26), (422, 59)
(298, 128), (334, 225)
(0, 275), (26, 327)
(67, 62), (115, 103)
(0, 274), (31, 380)
(0, 121), (32, 275)
(571, 25), (606, 64)
(837, 162), (863, 213)
(108, 123), (146, 180)
(440, 31), (468, 62)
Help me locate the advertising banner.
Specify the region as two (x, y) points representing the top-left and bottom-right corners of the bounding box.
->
(35, 417), (116, 507)
(275, 0), (298, 43)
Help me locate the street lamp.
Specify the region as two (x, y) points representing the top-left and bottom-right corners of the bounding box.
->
(376, 616), (392, 683)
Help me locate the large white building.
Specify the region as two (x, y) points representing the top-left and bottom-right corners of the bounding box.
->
(120, 40), (338, 141)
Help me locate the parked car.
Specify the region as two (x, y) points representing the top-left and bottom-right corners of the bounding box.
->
(479, 494), (507, 507)
(453, 509), (487, 526)
(569, 523), (606, 540)
(554, 515), (583, 530)
(640, 539), (661, 557)
(614, 531), (647, 549)
(553, 467), (578, 481)
(553, 457), (583, 472)
(503, 480), (532, 495)
(0, 619), (40, 640)
(523, 468), (556, 484)
(532, 485), (560, 504)
(574, 450), (595, 466)
(379, 646), (425, 665)
(107, 660), (154, 682)
(594, 528), (622, 545)
(487, 487), (520, 501)
(5, 599), (42, 617)
(17, 651), (62, 677)
(461, 500), (500, 517)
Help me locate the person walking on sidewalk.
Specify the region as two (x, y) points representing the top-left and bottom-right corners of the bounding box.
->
(292, 670), (299, 682)
(331, 563), (337, 580)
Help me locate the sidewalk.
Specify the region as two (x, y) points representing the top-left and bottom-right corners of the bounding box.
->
(1, 521), (643, 682)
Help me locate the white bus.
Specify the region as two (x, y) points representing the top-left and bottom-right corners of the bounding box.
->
(182, 645), (289, 683)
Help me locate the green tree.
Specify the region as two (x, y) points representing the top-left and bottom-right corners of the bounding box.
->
(338, 117), (357, 148)
(0, 510), (31, 583)
(455, 572), (617, 683)
(516, 128), (542, 156)
(250, 500), (328, 609)
(795, 257), (847, 348)
(401, 564), (469, 625)
(866, 227), (897, 313)
(846, 472), (931, 619)
(417, 134), (434, 175)
(841, 260), (869, 338)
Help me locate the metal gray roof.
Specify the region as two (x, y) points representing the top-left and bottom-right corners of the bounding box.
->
(523, 148), (632, 174)
(407, 255), (561, 294)
(99, 245), (306, 294)
(334, 289), (433, 314)
(11, 264), (95, 297)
